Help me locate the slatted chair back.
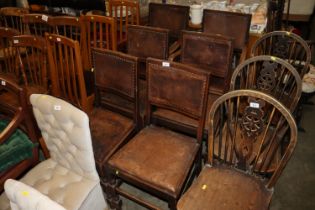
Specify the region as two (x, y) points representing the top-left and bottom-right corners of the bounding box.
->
(251, 31), (311, 77)
(109, 0), (140, 45)
(22, 14), (53, 37)
(0, 7), (29, 33)
(208, 89), (297, 189)
(45, 33), (93, 113)
(12, 35), (48, 92)
(230, 55), (302, 112)
(0, 27), (20, 82)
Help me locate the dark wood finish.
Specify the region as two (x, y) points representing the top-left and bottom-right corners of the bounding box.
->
(0, 76), (38, 192)
(202, 9), (252, 68)
(109, 0), (140, 46)
(230, 55), (302, 112)
(177, 89), (298, 210)
(22, 14), (54, 37)
(45, 33), (94, 114)
(89, 48), (140, 184)
(107, 58), (210, 210)
(251, 31), (312, 77)
(0, 7), (29, 33)
(81, 14), (117, 68)
(12, 35), (49, 100)
(0, 27), (20, 83)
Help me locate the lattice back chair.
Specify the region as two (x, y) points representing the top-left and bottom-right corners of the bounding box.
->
(0, 27), (20, 83)
(177, 90), (297, 210)
(107, 58), (209, 210)
(12, 35), (48, 99)
(22, 14), (54, 37)
(251, 31), (311, 78)
(50, 16), (89, 70)
(0, 7), (29, 33)
(45, 33), (94, 114)
(0, 77), (38, 193)
(148, 2), (189, 53)
(89, 48), (140, 184)
(203, 9), (252, 68)
(82, 14), (117, 67)
(109, 0), (140, 47)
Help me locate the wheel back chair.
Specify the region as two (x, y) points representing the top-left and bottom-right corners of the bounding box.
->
(177, 89), (298, 210)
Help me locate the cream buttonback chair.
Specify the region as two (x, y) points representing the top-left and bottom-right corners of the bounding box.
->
(0, 94), (108, 210)
(5, 179), (66, 210)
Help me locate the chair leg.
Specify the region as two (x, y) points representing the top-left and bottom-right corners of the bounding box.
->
(168, 198), (177, 210)
(104, 173), (122, 210)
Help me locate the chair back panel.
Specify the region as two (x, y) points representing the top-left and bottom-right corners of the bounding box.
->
(203, 9), (251, 50)
(208, 90), (297, 188)
(251, 31), (311, 77)
(181, 31), (233, 78)
(127, 25), (169, 60)
(45, 33), (88, 111)
(147, 58), (209, 121)
(22, 14), (53, 37)
(109, 0), (140, 43)
(230, 55), (302, 111)
(0, 7), (29, 33)
(12, 35), (48, 90)
(0, 27), (20, 79)
(148, 3), (189, 39)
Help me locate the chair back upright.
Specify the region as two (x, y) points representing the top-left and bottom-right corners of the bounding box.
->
(0, 7), (29, 33)
(22, 14), (53, 37)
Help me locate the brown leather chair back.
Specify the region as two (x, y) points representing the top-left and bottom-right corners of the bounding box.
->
(146, 58), (209, 140)
(92, 48), (139, 121)
(203, 9), (251, 51)
(181, 31), (234, 79)
(148, 3), (189, 40)
(127, 25), (169, 60)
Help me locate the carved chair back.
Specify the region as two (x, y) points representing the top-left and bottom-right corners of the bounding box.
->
(208, 89), (297, 189)
(109, 0), (140, 44)
(146, 58), (210, 141)
(148, 3), (189, 42)
(0, 27), (20, 81)
(251, 31), (311, 77)
(45, 33), (93, 113)
(22, 14), (53, 37)
(230, 55), (302, 112)
(92, 48), (139, 122)
(0, 7), (29, 33)
(12, 35), (48, 92)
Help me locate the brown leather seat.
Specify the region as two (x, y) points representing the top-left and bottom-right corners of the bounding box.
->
(109, 125), (199, 196)
(177, 166), (272, 210)
(90, 108), (135, 177)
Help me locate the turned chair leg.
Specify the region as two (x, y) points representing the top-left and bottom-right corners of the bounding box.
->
(168, 198), (177, 210)
(104, 173), (122, 210)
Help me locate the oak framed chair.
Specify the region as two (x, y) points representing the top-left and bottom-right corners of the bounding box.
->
(89, 48), (140, 188)
(0, 76), (38, 193)
(177, 89), (298, 210)
(251, 31), (311, 78)
(108, 0), (140, 48)
(106, 58), (210, 210)
(230, 55), (302, 112)
(0, 27), (20, 83)
(0, 7), (29, 33)
(22, 14), (54, 37)
(202, 9), (252, 68)
(45, 33), (94, 114)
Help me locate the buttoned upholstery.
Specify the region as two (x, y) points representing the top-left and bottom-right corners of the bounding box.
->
(0, 94), (108, 210)
(4, 179), (66, 210)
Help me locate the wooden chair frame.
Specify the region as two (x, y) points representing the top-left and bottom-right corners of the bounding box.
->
(0, 7), (29, 33)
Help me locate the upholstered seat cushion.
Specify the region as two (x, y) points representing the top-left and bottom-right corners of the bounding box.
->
(89, 108), (135, 177)
(177, 166), (273, 210)
(0, 159), (102, 210)
(0, 120), (35, 172)
(108, 125), (199, 197)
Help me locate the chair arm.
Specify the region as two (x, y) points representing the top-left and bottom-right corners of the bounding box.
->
(0, 109), (24, 144)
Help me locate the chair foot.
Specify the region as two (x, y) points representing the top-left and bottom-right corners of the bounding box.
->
(168, 199), (177, 210)
(104, 175), (122, 210)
